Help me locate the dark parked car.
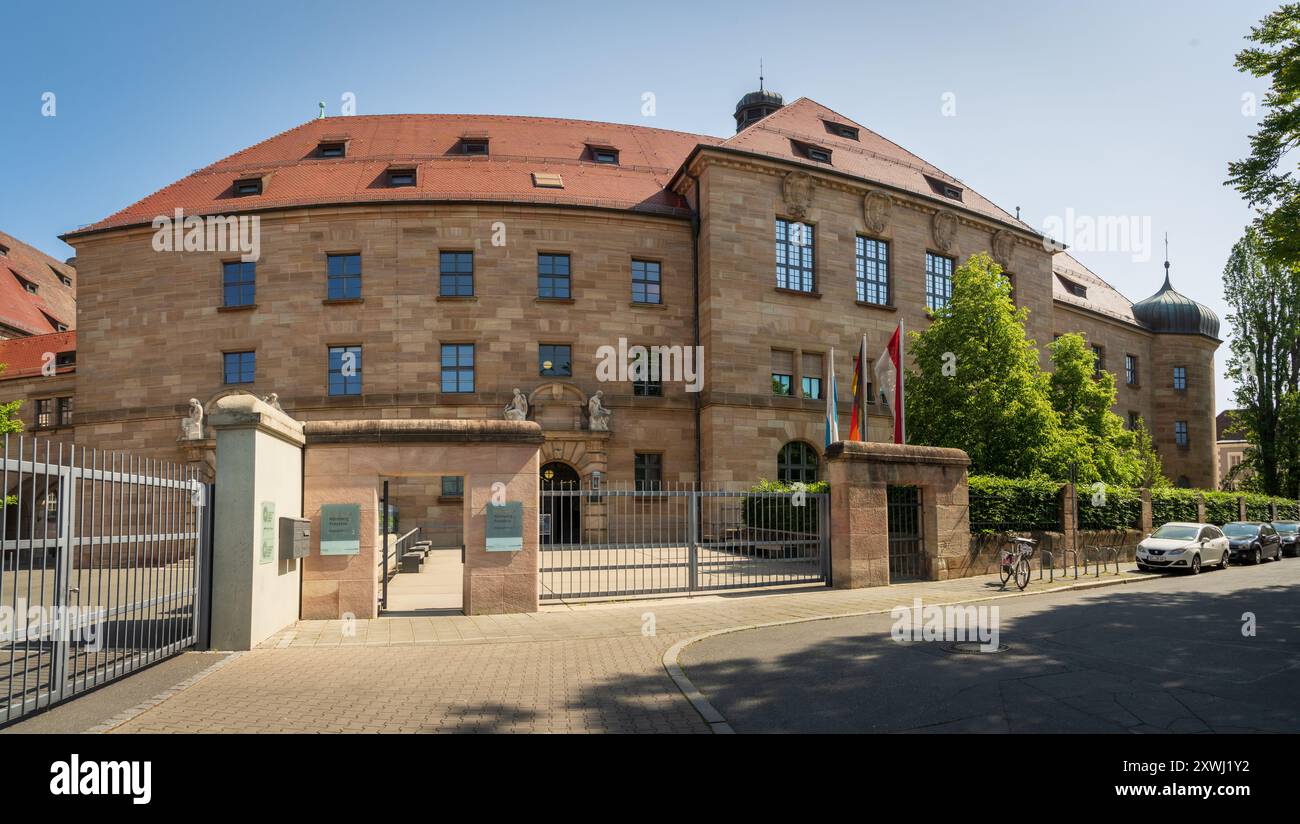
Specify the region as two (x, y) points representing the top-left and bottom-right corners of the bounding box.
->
(1274, 521), (1300, 557)
(1222, 522), (1282, 564)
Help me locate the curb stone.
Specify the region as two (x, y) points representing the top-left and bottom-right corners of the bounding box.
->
(661, 571), (1159, 734)
(84, 651), (244, 734)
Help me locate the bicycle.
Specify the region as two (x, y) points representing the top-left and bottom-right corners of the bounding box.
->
(999, 536), (1036, 590)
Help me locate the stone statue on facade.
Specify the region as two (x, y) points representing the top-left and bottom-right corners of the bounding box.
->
(586, 390), (611, 431)
(503, 387), (529, 421)
(261, 392), (284, 412)
(179, 398), (204, 440)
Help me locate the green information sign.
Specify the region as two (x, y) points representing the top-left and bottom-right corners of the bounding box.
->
(259, 501), (276, 564)
(486, 501), (523, 552)
(320, 504), (361, 555)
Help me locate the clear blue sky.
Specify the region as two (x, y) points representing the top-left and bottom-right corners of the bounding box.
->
(0, 0), (1280, 411)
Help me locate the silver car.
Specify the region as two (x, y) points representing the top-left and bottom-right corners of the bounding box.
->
(1136, 522), (1230, 574)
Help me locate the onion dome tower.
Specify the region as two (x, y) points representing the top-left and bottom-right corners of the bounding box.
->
(734, 63), (784, 132)
(1131, 252), (1220, 339)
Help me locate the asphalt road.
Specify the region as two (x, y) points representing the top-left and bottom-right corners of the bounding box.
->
(681, 558), (1300, 733)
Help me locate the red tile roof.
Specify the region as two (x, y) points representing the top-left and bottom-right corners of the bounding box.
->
(711, 98), (1036, 234)
(65, 100), (1041, 239)
(68, 115), (723, 235)
(1052, 252), (1141, 327)
(0, 330), (75, 381)
(0, 229), (76, 336)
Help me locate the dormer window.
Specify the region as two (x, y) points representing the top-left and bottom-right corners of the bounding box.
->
(318, 141), (346, 158)
(461, 139), (489, 155)
(233, 177), (263, 197)
(0, 244), (8, 256)
(823, 121), (859, 140)
(791, 140), (832, 164)
(13, 272), (37, 294)
(588, 145), (619, 164)
(50, 265), (71, 286)
(1056, 273), (1087, 298)
(388, 167), (417, 187)
(923, 175), (963, 201)
(55, 351), (75, 367)
(532, 172), (564, 189)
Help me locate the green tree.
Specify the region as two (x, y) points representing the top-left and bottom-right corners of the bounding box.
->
(906, 252), (1058, 477)
(0, 363), (21, 435)
(1222, 229), (1300, 496)
(1043, 334), (1164, 486)
(1227, 3), (1300, 262)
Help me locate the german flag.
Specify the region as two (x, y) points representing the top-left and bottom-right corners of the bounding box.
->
(848, 335), (866, 440)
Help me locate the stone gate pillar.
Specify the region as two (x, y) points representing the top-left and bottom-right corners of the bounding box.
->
(825, 441), (971, 587)
(207, 394), (305, 649)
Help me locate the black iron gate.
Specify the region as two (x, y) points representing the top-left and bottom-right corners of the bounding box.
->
(887, 485), (925, 581)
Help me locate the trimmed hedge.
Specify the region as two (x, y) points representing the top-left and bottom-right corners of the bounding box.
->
(969, 475), (1061, 534)
(1078, 484), (1142, 531)
(1151, 488), (1199, 525)
(745, 479), (828, 533)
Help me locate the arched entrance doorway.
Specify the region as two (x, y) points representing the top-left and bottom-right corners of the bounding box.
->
(541, 461), (581, 544)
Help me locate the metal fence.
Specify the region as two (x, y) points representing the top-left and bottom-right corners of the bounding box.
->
(540, 482), (829, 601)
(1, 434), (209, 726)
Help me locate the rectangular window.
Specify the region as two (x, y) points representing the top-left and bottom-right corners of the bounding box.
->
(440, 344), (475, 393)
(539, 344), (572, 377)
(631, 259), (661, 305)
(855, 236), (889, 305)
(234, 178), (262, 196)
(35, 399), (51, 429)
(1173, 366), (1187, 390)
(772, 349), (794, 396)
(327, 253), (362, 300)
(634, 453), (662, 491)
(462, 140), (488, 155)
(57, 397), (73, 427)
(775, 219), (815, 292)
(222, 261), (255, 307)
(1128, 411), (1140, 431)
(223, 350), (256, 384)
(388, 167), (416, 187)
(801, 352), (824, 400)
(632, 346), (662, 396)
(318, 142), (346, 158)
(538, 254), (571, 299)
(327, 345), (362, 396)
(1091, 345), (1105, 378)
(591, 148), (619, 164)
(441, 476), (464, 498)
(1175, 420), (1189, 447)
(439, 251), (474, 297)
(1125, 354), (1139, 386)
(925, 253), (954, 311)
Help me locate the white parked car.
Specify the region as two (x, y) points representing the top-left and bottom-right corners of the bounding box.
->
(1136, 522), (1230, 574)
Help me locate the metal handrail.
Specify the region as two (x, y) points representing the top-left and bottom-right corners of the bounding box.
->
(380, 527), (422, 571)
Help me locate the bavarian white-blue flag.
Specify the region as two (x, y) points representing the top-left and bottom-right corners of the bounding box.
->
(825, 347), (840, 447)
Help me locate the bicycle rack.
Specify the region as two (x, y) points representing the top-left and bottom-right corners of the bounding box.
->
(1038, 548), (1057, 582)
(1061, 547), (1081, 579)
(1083, 544), (1121, 577)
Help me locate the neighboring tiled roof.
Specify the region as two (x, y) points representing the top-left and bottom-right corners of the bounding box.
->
(1051, 252), (1141, 327)
(713, 98), (1038, 235)
(0, 229), (76, 335)
(1216, 410), (1247, 442)
(0, 330), (76, 381)
(67, 115), (724, 235)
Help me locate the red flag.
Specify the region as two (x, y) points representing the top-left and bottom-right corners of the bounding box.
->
(873, 323), (905, 444)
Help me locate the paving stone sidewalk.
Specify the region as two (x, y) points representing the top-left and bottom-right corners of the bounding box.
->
(107, 567), (1156, 733)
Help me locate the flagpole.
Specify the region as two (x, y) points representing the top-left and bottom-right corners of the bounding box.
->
(860, 333), (868, 442)
(899, 318), (907, 444)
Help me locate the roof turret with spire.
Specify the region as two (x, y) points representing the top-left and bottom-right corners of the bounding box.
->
(734, 62), (784, 132)
(1131, 235), (1221, 338)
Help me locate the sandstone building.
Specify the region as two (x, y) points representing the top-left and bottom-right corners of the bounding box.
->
(11, 90), (1220, 536)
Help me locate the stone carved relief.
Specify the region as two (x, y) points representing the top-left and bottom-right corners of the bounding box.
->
(991, 229), (1016, 269)
(863, 190), (892, 235)
(782, 171), (814, 220)
(931, 210), (958, 253)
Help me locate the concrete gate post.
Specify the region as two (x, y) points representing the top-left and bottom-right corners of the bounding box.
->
(825, 441), (971, 587)
(207, 394), (305, 650)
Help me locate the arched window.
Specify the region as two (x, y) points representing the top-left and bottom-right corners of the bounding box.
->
(777, 442), (819, 484)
